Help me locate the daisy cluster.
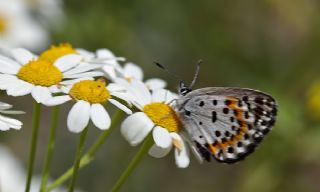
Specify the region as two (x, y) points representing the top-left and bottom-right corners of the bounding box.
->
(0, 43), (195, 168)
(0, 0), (63, 53)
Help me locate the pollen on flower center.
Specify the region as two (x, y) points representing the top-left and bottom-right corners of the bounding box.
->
(17, 60), (62, 86)
(39, 43), (78, 63)
(69, 80), (111, 104)
(0, 16), (6, 34)
(143, 102), (182, 132)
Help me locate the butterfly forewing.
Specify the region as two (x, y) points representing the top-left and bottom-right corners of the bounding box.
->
(175, 87), (277, 163)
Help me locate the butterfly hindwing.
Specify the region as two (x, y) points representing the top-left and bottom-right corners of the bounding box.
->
(175, 87), (277, 163)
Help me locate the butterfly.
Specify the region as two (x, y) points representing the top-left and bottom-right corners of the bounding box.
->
(157, 62), (278, 163)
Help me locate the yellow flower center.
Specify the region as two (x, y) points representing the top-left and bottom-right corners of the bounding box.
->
(17, 60), (62, 86)
(0, 16), (6, 34)
(69, 80), (111, 104)
(39, 43), (78, 63)
(143, 102), (182, 132)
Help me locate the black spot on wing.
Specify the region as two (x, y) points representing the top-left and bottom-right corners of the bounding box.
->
(212, 100), (218, 106)
(215, 130), (221, 137)
(223, 108), (229, 114)
(212, 111), (217, 123)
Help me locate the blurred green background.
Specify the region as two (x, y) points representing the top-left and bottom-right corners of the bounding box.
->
(2, 0), (320, 191)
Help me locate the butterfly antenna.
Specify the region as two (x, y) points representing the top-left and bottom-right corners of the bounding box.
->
(189, 59), (202, 89)
(154, 61), (183, 82)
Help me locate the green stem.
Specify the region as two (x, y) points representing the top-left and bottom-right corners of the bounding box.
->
(111, 133), (154, 192)
(47, 111), (124, 191)
(25, 102), (42, 192)
(40, 106), (60, 192)
(68, 127), (89, 192)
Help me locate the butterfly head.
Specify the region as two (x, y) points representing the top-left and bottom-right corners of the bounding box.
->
(179, 81), (192, 96)
(179, 60), (201, 96)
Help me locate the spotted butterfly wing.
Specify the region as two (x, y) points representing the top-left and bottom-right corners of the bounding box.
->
(175, 87), (277, 163)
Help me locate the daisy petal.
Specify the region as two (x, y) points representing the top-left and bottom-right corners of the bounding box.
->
(0, 75), (18, 90)
(152, 126), (172, 148)
(152, 89), (168, 103)
(0, 120), (9, 131)
(0, 67), (18, 75)
(0, 79), (19, 90)
(107, 83), (126, 92)
(165, 91), (178, 104)
(54, 54), (82, 72)
(63, 64), (101, 75)
(171, 133), (190, 168)
(44, 95), (72, 106)
(0, 110), (25, 115)
(108, 99), (132, 114)
(175, 147), (190, 168)
(60, 77), (94, 85)
(0, 115), (22, 130)
(90, 104), (111, 130)
(48, 85), (61, 93)
(113, 78), (130, 88)
(145, 78), (167, 90)
(7, 123), (22, 130)
(63, 71), (104, 79)
(0, 55), (21, 68)
(152, 89), (177, 104)
(11, 48), (36, 65)
(0, 56), (20, 74)
(121, 112), (154, 146)
(60, 86), (71, 94)
(148, 144), (172, 158)
(0, 74), (16, 81)
(110, 92), (131, 104)
(128, 80), (152, 107)
(0, 102), (12, 110)
(124, 63), (143, 80)
(96, 49), (124, 67)
(102, 65), (117, 80)
(67, 101), (91, 133)
(7, 81), (33, 96)
(76, 48), (95, 60)
(31, 86), (52, 103)
(96, 48), (116, 59)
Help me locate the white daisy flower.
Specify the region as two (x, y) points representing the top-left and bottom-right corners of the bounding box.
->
(0, 0), (48, 52)
(0, 47), (104, 104)
(44, 79), (132, 133)
(0, 101), (24, 131)
(112, 62), (167, 91)
(25, 0), (64, 26)
(120, 80), (193, 168)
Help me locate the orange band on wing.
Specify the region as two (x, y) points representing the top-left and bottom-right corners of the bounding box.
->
(215, 97), (248, 150)
(208, 144), (218, 153)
